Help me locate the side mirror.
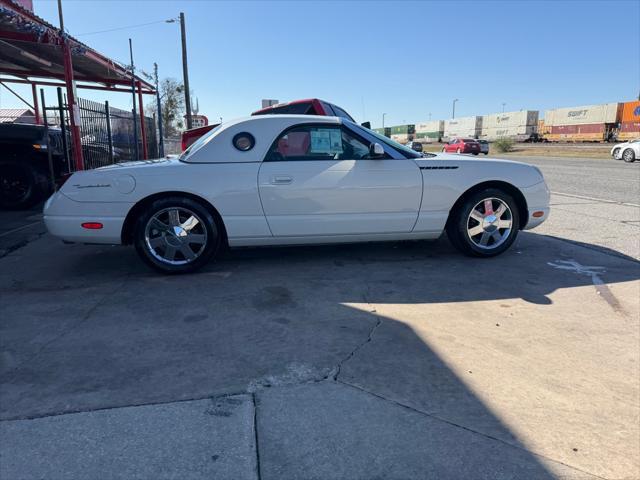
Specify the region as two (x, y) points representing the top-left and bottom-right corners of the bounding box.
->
(361, 121), (371, 129)
(369, 142), (385, 158)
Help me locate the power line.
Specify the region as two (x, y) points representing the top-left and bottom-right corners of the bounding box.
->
(76, 19), (176, 37)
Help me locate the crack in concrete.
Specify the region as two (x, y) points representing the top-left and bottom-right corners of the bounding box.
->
(252, 393), (262, 480)
(336, 379), (609, 480)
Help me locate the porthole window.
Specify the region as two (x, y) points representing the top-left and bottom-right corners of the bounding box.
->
(233, 132), (255, 151)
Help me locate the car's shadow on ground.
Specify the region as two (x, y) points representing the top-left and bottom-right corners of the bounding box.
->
(1, 231), (638, 478)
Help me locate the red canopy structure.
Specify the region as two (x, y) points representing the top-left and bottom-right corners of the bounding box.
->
(0, 0), (156, 168)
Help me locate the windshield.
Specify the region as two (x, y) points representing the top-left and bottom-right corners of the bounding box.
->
(349, 122), (423, 159)
(179, 124), (223, 161)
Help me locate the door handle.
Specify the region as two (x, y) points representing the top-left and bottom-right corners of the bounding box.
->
(271, 175), (293, 185)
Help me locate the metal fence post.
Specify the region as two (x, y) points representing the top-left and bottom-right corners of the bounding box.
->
(105, 101), (114, 163)
(40, 89), (56, 191)
(56, 87), (70, 174)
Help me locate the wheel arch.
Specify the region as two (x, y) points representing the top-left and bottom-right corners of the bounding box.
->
(121, 191), (229, 245)
(446, 180), (529, 230)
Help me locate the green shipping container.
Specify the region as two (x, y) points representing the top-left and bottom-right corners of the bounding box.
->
(389, 124), (415, 135)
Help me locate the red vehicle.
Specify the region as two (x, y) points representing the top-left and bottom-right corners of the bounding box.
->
(180, 99), (357, 151)
(442, 138), (481, 155)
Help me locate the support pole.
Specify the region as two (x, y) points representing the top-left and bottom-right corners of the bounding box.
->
(154, 63), (164, 157)
(129, 38), (139, 160)
(57, 87), (70, 173)
(137, 81), (148, 160)
(32, 83), (40, 124)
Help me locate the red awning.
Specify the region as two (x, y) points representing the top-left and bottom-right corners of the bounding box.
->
(0, 0), (154, 91)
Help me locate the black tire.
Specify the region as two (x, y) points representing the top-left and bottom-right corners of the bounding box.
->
(622, 148), (636, 163)
(133, 196), (221, 274)
(446, 188), (520, 258)
(483, 152), (488, 155)
(472, 152), (479, 156)
(612, 148), (621, 160)
(0, 161), (50, 210)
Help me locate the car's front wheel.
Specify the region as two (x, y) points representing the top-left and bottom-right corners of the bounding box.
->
(446, 188), (520, 257)
(612, 147), (621, 159)
(134, 196), (221, 273)
(622, 148), (636, 163)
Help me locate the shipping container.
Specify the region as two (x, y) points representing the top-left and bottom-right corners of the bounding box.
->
(621, 100), (640, 123)
(481, 125), (537, 141)
(538, 119), (551, 135)
(390, 133), (411, 143)
(481, 110), (538, 130)
(618, 122), (640, 141)
(444, 116), (482, 140)
(372, 127), (392, 137)
(544, 103), (621, 126)
(389, 124), (415, 135)
(415, 120), (444, 133)
(414, 131), (441, 142)
(544, 123), (617, 142)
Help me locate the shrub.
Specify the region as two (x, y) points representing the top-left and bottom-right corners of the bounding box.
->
(494, 137), (515, 153)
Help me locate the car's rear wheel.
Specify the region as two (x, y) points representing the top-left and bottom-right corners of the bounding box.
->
(622, 148), (636, 163)
(472, 152), (479, 155)
(446, 188), (520, 257)
(0, 161), (50, 210)
(134, 196), (221, 274)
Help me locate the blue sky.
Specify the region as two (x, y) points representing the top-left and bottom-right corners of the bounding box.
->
(1, 0), (638, 127)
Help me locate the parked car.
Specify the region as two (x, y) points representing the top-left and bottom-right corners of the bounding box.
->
(477, 139), (489, 155)
(442, 138), (481, 155)
(44, 115), (550, 273)
(180, 99), (358, 151)
(405, 141), (423, 152)
(611, 138), (639, 163)
(0, 123), (67, 209)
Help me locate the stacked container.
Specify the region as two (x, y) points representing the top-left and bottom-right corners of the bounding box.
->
(480, 111), (538, 141)
(389, 124), (415, 144)
(544, 103), (621, 142)
(443, 116), (482, 141)
(618, 101), (640, 141)
(414, 120), (444, 143)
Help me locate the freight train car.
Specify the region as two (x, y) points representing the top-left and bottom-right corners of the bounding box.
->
(443, 116), (482, 141)
(388, 124), (415, 144)
(618, 101), (640, 141)
(480, 110), (538, 142)
(544, 103), (620, 142)
(373, 127), (391, 137)
(414, 120), (444, 143)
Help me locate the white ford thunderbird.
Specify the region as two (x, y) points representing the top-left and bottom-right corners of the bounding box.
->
(44, 115), (549, 273)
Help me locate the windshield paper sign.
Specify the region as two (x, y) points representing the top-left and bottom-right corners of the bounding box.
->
(310, 129), (343, 154)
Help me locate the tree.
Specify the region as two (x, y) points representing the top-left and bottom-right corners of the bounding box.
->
(157, 78), (185, 137)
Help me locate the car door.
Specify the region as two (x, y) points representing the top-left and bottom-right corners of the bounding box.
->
(258, 124), (422, 237)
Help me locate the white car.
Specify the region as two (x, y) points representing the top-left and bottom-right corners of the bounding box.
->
(44, 115), (550, 273)
(611, 139), (639, 162)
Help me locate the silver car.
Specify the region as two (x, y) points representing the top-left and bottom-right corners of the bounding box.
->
(477, 139), (490, 155)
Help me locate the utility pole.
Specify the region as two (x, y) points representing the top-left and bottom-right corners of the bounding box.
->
(452, 99), (459, 119)
(428, 112), (432, 121)
(154, 63), (165, 157)
(502, 102), (506, 113)
(129, 38), (139, 161)
(382, 113), (386, 128)
(180, 12), (192, 129)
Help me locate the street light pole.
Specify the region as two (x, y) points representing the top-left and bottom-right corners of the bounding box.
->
(179, 12), (192, 130)
(382, 113), (386, 128)
(502, 102), (506, 113)
(452, 99), (459, 119)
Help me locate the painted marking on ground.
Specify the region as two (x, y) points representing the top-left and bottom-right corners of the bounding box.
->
(551, 192), (640, 208)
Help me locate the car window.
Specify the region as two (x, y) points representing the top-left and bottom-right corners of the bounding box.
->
(266, 125), (371, 161)
(254, 102), (313, 116)
(330, 104), (355, 122)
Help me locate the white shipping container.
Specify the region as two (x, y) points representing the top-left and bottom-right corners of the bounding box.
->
(482, 110), (538, 129)
(415, 120), (444, 133)
(390, 133), (410, 143)
(544, 103), (620, 126)
(444, 116), (482, 139)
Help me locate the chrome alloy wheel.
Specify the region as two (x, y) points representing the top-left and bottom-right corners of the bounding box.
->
(466, 197), (513, 250)
(144, 207), (208, 265)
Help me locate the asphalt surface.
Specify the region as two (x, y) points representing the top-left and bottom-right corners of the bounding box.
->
(1, 155), (639, 480)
